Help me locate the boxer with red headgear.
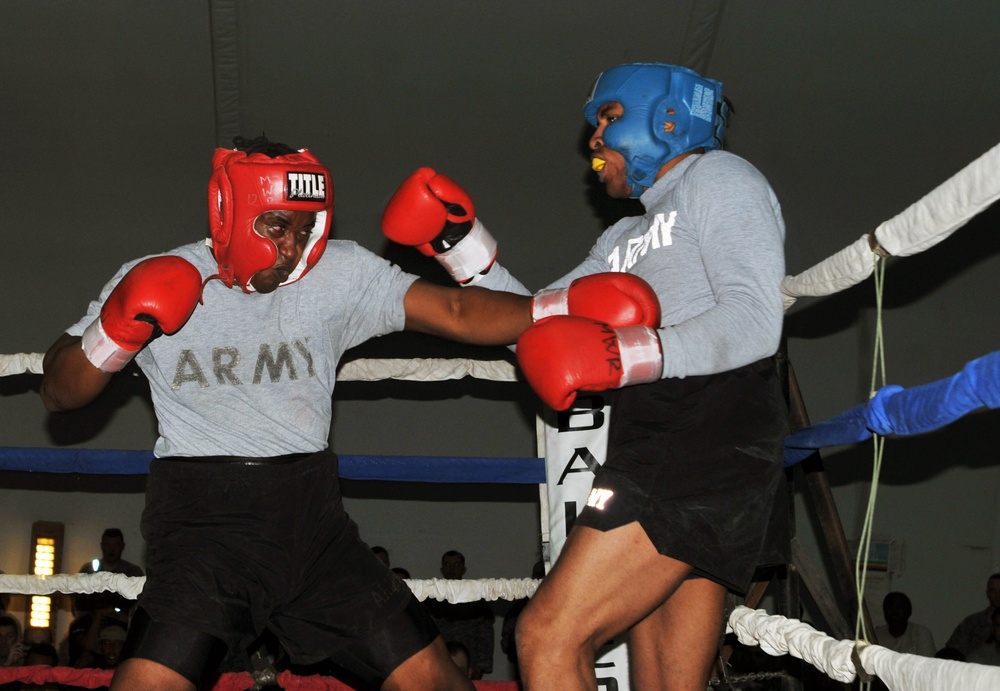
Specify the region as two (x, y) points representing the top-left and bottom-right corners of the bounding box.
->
(40, 135), (550, 691)
(207, 138), (333, 292)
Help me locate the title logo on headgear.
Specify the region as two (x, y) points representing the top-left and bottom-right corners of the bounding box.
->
(287, 172), (327, 202)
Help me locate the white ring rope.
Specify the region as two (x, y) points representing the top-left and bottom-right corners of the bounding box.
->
(0, 354), (517, 383)
(780, 140), (1000, 309)
(396, 577), (538, 603)
(0, 352), (44, 377)
(337, 357), (517, 383)
(728, 606), (859, 683)
(728, 606), (1000, 690)
(9, 574), (1000, 688)
(0, 573), (538, 605)
(0, 573), (146, 601)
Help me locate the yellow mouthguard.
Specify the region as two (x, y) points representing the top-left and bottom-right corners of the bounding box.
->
(591, 158), (606, 172)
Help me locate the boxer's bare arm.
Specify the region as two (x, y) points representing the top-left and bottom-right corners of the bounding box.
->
(402, 280), (532, 345)
(40, 333), (113, 412)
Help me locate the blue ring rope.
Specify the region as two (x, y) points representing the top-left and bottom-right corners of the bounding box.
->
(0, 447), (546, 484)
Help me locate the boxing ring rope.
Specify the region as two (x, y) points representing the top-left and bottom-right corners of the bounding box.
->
(0, 572), (539, 609)
(783, 348), (1000, 466)
(3, 141), (1000, 688)
(779, 140), (1000, 310)
(0, 445), (546, 485)
(727, 607), (1000, 690)
(0, 353), (517, 383)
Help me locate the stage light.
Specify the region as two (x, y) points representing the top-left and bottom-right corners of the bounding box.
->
(28, 522), (64, 633)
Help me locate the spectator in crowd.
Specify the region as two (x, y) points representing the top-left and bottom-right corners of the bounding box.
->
(874, 591), (936, 656)
(61, 616), (92, 667)
(78, 529), (144, 578)
(0, 616), (25, 668)
(74, 622), (127, 671)
(391, 568), (411, 580)
(967, 607), (1000, 666)
(22, 644), (57, 668)
(69, 608), (128, 670)
(20, 630), (50, 650)
(19, 643), (61, 691)
(74, 529), (144, 617)
(946, 573), (1000, 656)
(423, 552), (494, 679)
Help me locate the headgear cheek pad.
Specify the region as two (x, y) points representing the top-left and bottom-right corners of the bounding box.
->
(208, 148), (334, 292)
(583, 63), (728, 198)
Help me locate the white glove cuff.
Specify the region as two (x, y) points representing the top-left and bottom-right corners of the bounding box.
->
(531, 288), (569, 321)
(617, 325), (663, 386)
(81, 318), (136, 373)
(435, 219), (498, 284)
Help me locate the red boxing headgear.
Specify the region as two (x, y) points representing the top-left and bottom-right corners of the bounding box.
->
(208, 148), (334, 292)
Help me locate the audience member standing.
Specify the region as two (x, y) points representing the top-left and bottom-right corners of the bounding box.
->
(424, 551), (495, 679)
(73, 529), (144, 617)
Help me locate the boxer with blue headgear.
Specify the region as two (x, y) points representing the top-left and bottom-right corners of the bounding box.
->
(584, 62), (729, 198)
(377, 63), (786, 691)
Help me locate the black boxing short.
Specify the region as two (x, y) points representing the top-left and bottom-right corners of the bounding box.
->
(573, 356), (788, 594)
(128, 450), (435, 685)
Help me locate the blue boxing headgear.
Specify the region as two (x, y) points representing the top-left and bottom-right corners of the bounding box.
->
(584, 63), (728, 198)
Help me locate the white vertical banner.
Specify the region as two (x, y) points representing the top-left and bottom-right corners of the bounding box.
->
(542, 393), (630, 690)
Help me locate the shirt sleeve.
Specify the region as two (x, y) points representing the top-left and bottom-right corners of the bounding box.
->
(472, 262), (531, 295)
(657, 156), (786, 377)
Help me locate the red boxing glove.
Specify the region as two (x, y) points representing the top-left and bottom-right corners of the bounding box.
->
(81, 256), (203, 372)
(382, 167), (497, 284)
(382, 167), (474, 255)
(531, 273), (661, 328)
(517, 316), (663, 411)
